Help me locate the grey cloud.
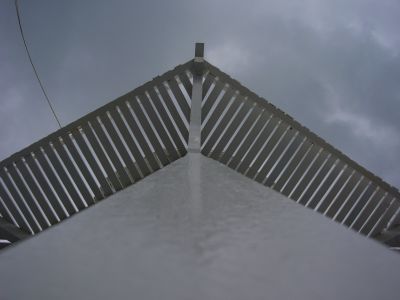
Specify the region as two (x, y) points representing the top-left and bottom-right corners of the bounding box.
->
(0, 0), (399, 187)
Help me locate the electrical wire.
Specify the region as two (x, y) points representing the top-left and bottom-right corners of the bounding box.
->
(14, 0), (62, 129)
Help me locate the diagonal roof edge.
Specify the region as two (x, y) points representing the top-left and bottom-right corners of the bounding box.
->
(0, 58), (195, 239)
(202, 60), (400, 201)
(0, 60), (193, 169)
(199, 57), (400, 243)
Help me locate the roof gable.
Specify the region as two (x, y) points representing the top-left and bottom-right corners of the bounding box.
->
(0, 43), (399, 250)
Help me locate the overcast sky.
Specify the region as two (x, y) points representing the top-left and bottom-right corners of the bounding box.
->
(1, 0), (399, 187)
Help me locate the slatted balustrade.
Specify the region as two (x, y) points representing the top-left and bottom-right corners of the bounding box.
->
(201, 61), (400, 239)
(0, 61), (193, 235)
(0, 51), (399, 250)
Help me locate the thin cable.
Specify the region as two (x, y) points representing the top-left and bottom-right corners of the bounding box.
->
(14, 0), (62, 129)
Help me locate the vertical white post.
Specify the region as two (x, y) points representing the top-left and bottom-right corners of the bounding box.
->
(188, 43), (204, 152)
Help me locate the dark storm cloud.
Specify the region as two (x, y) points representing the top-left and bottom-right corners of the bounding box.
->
(0, 0), (399, 186)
